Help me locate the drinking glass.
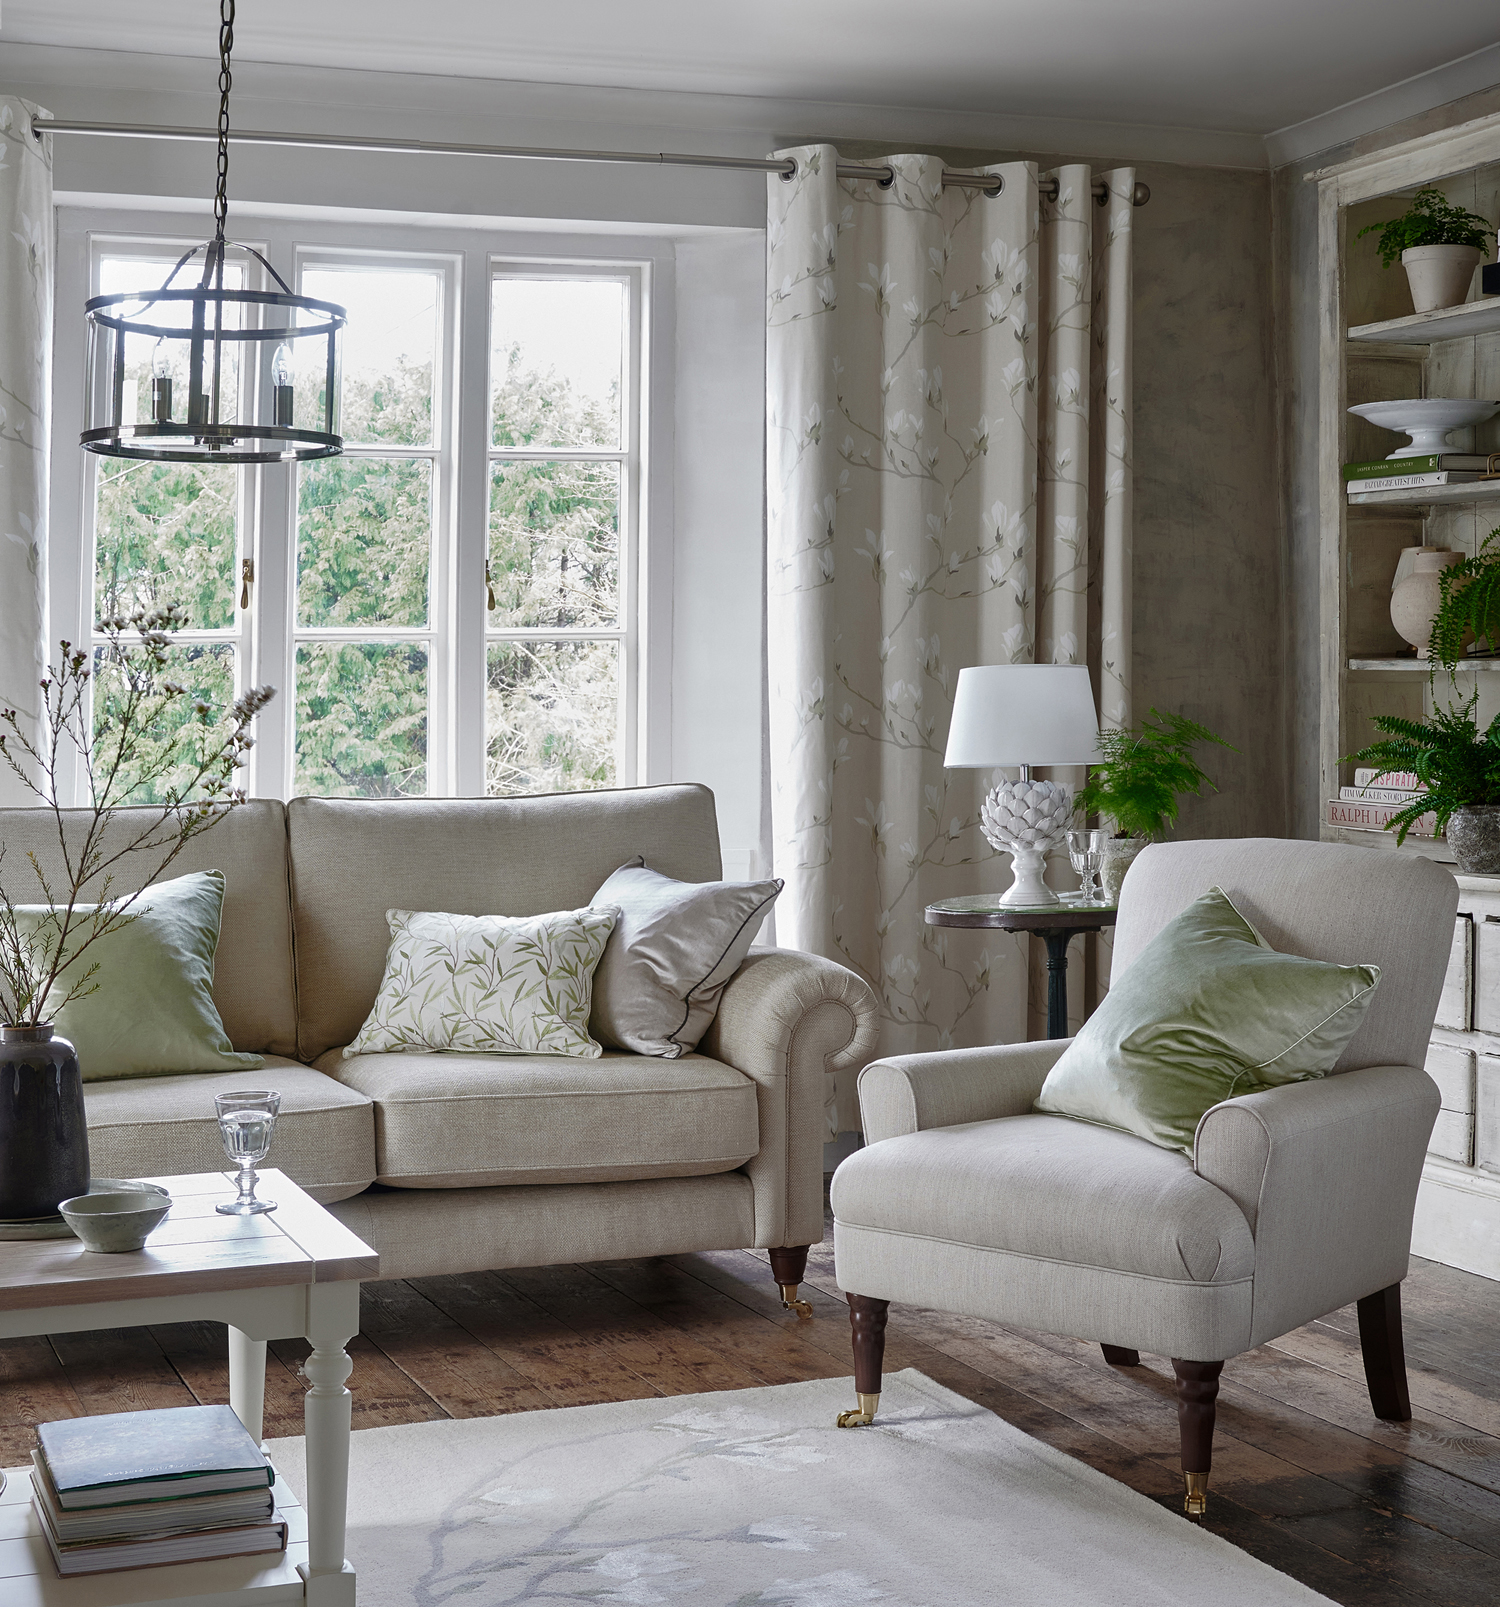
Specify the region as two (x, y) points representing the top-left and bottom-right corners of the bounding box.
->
(215, 1090), (281, 1215)
(1067, 829), (1107, 903)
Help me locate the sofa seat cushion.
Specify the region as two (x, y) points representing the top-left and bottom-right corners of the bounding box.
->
(317, 1048), (760, 1188)
(83, 1057), (377, 1204)
(832, 1114), (1254, 1284)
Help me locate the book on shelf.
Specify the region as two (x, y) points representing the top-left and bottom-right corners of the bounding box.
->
(1347, 471), (1487, 494)
(1327, 797), (1439, 836)
(1353, 769), (1423, 789)
(1343, 454), (1496, 479)
(37, 1404), (272, 1510)
(1338, 785), (1423, 804)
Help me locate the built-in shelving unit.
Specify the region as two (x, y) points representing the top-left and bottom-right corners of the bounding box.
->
(1315, 108), (1500, 1278)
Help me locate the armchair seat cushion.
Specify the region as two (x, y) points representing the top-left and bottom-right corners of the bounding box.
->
(832, 1114), (1254, 1284)
(319, 1048), (760, 1188)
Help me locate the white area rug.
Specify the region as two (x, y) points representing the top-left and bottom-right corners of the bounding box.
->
(269, 1369), (1332, 1606)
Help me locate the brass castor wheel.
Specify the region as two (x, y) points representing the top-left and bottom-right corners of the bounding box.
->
(835, 1393), (879, 1428)
(778, 1284), (813, 1319)
(1183, 1471), (1209, 1518)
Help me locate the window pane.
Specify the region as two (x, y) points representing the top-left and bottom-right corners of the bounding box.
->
(302, 267), (439, 446)
(295, 643), (428, 798)
(491, 278), (624, 449)
(486, 640), (619, 794)
(488, 461), (619, 629)
(95, 459), (237, 630)
(91, 642), (236, 805)
(99, 256), (246, 431)
(298, 458), (431, 628)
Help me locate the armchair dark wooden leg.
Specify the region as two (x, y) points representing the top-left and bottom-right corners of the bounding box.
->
(1171, 1358), (1224, 1518)
(836, 1294), (890, 1427)
(1357, 1282), (1413, 1422)
(768, 1246), (814, 1318)
(1100, 1344), (1140, 1367)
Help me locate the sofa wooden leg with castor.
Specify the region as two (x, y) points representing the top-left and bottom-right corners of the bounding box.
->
(1357, 1282), (1412, 1421)
(1100, 1344), (1140, 1367)
(1172, 1358), (1224, 1518)
(768, 1246), (814, 1318)
(836, 1293), (890, 1426)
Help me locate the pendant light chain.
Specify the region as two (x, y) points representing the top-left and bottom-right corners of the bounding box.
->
(213, 0), (235, 244)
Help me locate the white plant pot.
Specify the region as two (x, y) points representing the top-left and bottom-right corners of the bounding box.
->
(1401, 244), (1484, 314)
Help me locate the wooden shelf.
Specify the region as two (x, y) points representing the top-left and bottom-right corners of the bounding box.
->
(1348, 297), (1500, 345)
(1348, 481), (1500, 508)
(1349, 657), (1500, 671)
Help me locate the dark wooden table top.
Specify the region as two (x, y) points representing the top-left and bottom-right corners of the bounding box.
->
(925, 896), (1118, 932)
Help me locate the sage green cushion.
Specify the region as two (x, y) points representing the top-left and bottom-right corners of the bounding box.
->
(18, 870), (264, 1081)
(1034, 886), (1380, 1156)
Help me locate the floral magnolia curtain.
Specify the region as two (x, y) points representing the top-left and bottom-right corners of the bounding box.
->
(766, 147), (1134, 1137)
(0, 100), (53, 805)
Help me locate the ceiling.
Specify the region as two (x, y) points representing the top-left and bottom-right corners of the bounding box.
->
(5, 0), (1500, 143)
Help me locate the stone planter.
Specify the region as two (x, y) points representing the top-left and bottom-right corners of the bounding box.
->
(1401, 244), (1484, 314)
(1100, 836), (1148, 903)
(0, 1024), (89, 1220)
(1390, 547), (1463, 656)
(1447, 806), (1500, 875)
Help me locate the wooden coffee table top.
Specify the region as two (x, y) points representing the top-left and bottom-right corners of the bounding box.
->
(0, 1170), (377, 1314)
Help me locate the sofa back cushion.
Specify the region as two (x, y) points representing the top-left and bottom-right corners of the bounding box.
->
(287, 785), (724, 1061)
(0, 801), (297, 1058)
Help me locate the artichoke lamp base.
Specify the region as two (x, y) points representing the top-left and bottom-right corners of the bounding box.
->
(979, 777), (1073, 907)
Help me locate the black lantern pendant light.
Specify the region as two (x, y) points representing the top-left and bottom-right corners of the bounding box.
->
(80, 1), (345, 464)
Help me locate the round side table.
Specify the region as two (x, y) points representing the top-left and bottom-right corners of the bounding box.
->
(924, 896), (1119, 1040)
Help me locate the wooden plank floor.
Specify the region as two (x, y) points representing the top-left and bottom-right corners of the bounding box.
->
(3, 1213), (1499, 1605)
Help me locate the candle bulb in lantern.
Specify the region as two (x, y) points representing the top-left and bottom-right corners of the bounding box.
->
(151, 341), (173, 422)
(272, 343), (294, 428)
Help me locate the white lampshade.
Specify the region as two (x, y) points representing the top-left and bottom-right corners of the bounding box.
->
(944, 664), (1101, 768)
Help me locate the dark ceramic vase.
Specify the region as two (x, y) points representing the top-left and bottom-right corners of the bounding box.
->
(1447, 806), (1500, 876)
(0, 1024), (89, 1220)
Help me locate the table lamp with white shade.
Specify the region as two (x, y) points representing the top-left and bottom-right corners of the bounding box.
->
(944, 664), (1101, 906)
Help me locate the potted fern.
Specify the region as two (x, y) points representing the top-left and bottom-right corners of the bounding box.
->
(1427, 529), (1500, 673)
(1343, 696), (1500, 873)
(1356, 187), (1495, 314)
(1073, 709), (1235, 901)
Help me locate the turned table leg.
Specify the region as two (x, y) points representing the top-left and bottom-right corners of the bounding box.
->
(299, 1281), (360, 1607)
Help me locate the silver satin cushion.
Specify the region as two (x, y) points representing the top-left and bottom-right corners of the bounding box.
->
(589, 859), (783, 1057)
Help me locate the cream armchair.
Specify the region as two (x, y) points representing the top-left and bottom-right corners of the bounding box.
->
(830, 838), (1458, 1516)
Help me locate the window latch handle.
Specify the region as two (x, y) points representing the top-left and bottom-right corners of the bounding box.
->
(485, 559), (496, 612)
(240, 557), (254, 610)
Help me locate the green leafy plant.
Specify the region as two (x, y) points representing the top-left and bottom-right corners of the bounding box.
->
(1356, 187), (1495, 269)
(0, 608), (274, 1027)
(1429, 529), (1500, 673)
(1343, 695), (1500, 842)
(1074, 709), (1236, 841)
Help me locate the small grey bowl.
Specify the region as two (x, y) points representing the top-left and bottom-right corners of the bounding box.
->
(59, 1189), (172, 1252)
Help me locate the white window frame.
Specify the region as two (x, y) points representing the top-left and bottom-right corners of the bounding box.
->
(48, 207), (675, 805)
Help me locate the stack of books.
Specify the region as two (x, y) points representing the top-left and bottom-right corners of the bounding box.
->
(1327, 768), (1439, 837)
(31, 1404), (285, 1577)
(1344, 454), (1499, 496)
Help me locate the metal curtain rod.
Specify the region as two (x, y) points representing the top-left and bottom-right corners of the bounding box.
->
(33, 116), (1150, 206)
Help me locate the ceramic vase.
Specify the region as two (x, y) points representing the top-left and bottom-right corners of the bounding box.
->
(1401, 244), (1484, 314)
(1100, 836), (1147, 903)
(1447, 807), (1500, 875)
(0, 1025), (89, 1220)
(1390, 548), (1463, 657)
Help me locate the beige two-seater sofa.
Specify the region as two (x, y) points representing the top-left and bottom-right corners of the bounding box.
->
(1, 785), (878, 1297)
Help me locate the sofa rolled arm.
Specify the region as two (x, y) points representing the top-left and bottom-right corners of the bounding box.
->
(1194, 1064), (1439, 1347)
(702, 947), (880, 1250)
(858, 1039), (1073, 1145)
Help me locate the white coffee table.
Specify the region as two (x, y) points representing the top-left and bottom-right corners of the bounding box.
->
(0, 1170), (377, 1606)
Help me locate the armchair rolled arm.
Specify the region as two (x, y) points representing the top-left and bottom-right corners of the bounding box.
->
(858, 1039), (1073, 1145)
(702, 947), (880, 1249)
(1194, 1064), (1440, 1347)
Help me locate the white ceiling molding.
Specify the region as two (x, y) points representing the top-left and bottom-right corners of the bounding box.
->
(1266, 39), (1500, 168)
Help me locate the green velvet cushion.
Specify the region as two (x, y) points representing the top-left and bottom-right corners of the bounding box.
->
(18, 869), (264, 1081)
(1033, 886), (1380, 1155)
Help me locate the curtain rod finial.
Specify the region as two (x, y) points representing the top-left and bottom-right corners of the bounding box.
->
(1132, 181), (1151, 207)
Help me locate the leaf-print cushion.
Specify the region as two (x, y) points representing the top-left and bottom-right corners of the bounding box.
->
(347, 906), (619, 1058)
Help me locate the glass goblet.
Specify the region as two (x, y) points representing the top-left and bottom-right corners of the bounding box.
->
(1067, 828), (1107, 903)
(215, 1090), (281, 1215)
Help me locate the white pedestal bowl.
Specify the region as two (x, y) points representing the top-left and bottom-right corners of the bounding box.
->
(1347, 397), (1500, 459)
